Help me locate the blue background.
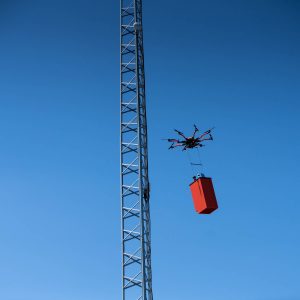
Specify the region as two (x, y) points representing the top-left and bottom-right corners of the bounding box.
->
(0, 0), (299, 299)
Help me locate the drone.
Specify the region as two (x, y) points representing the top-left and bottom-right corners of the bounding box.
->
(166, 125), (214, 151)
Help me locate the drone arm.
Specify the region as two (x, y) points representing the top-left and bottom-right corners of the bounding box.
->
(192, 124), (199, 138)
(169, 143), (184, 150)
(167, 138), (184, 150)
(199, 128), (214, 139)
(174, 129), (187, 139)
(199, 135), (213, 142)
(167, 138), (180, 143)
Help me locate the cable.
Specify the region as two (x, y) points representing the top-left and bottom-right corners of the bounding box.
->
(186, 149), (195, 175)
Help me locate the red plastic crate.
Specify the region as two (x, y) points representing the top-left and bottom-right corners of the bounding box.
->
(189, 177), (218, 214)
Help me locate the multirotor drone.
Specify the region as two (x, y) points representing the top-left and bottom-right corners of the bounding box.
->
(166, 125), (214, 151)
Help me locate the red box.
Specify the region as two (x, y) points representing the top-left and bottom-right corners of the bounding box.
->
(189, 177), (218, 214)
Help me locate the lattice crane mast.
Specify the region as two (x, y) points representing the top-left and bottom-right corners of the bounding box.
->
(120, 0), (153, 299)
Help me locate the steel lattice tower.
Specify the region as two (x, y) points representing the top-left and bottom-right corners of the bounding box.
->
(120, 0), (153, 299)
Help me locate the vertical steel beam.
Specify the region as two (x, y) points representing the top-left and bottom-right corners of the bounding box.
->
(120, 0), (153, 299)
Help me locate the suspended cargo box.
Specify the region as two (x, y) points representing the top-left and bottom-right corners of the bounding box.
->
(190, 177), (218, 214)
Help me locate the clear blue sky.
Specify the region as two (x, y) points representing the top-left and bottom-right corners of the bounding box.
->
(0, 1), (299, 299)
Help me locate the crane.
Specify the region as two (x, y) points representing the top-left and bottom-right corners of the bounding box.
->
(120, 0), (153, 299)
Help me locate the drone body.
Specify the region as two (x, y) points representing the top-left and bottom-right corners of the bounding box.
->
(167, 125), (213, 151)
